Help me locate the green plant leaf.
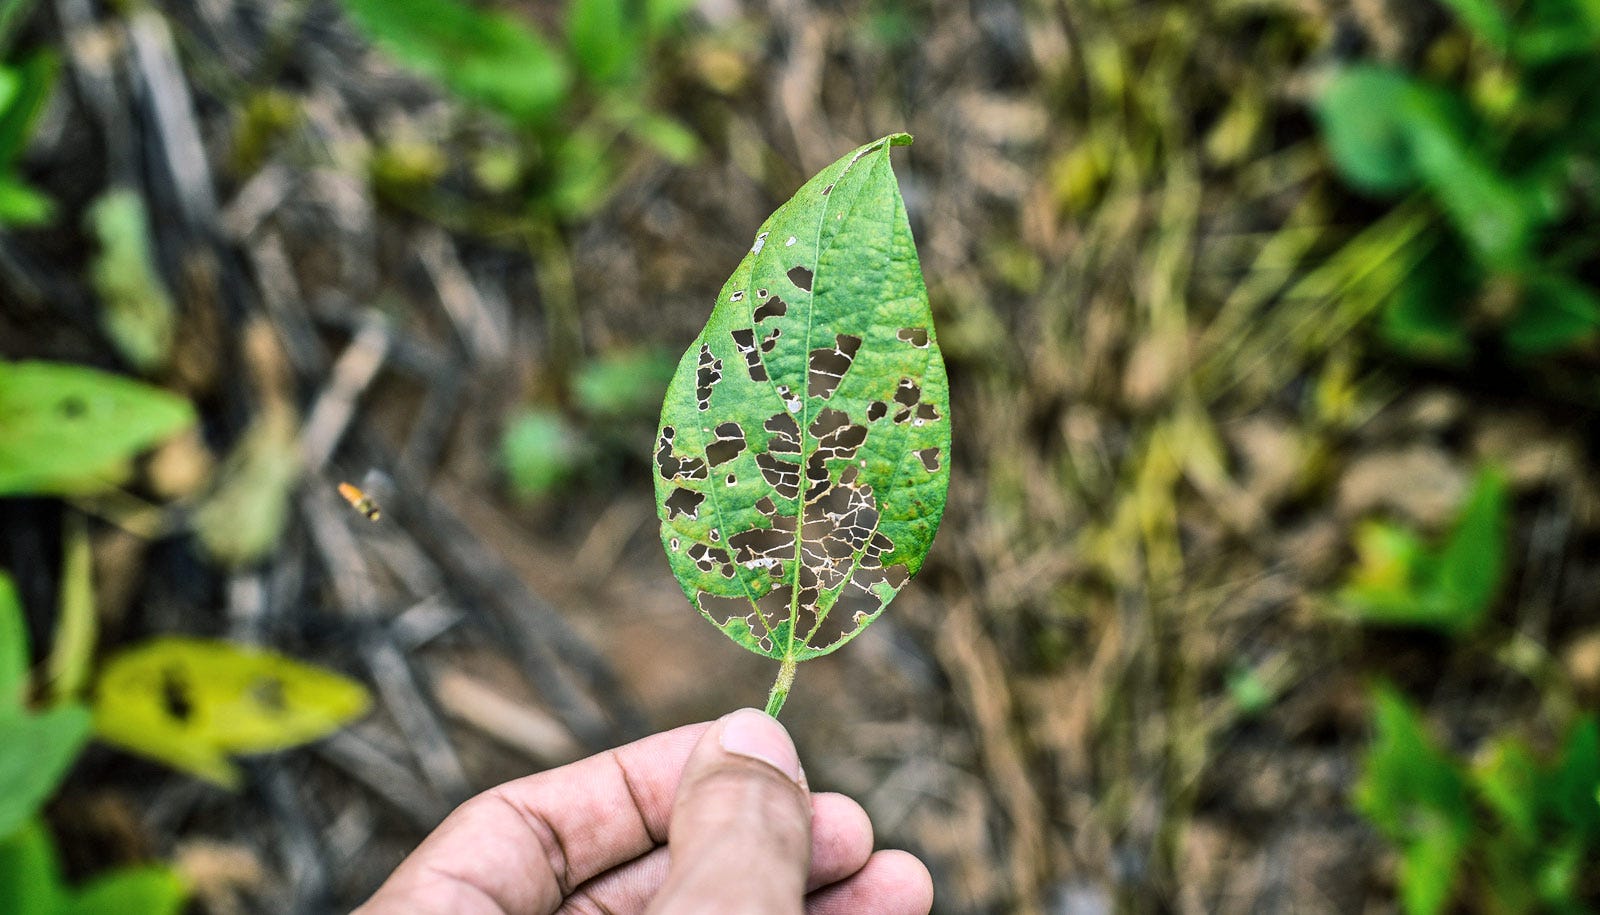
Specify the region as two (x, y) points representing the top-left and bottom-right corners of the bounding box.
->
(0, 705), (92, 839)
(1339, 467), (1507, 635)
(566, 0), (640, 86)
(653, 134), (949, 710)
(0, 50), (52, 168)
(92, 638), (371, 788)
(0, 571), (25, 712)
(0, 361), (195, 496)
(0, 820), (66, 915)
(63, 865), (186, 915)
(1354, 686), (1472, 915)
(1505, 272), (1600, 355)
(87, 189), (176, 373)
(0, 174), (49, 225)
(192, 410), (300, 567)
(1438, 0), (1513, 49)
(573, 348), (677, 420)
(44, 514), (95, 704)
(1316, 67), (1452, 193)
(339, 0), (569, 127)
(502, 407), (582, 500)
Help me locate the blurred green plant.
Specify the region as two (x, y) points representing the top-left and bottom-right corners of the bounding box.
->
(340, 0), (697, 223)
(1338, 466), (1508, 635)
(1355, 684), (1600, 915)
(0, 573), (187, 915)
(0, 0), (55, 227)
(86, 190), (176, 374)
(1313, 0), (1600, 359)
(501, 347), (676, 500)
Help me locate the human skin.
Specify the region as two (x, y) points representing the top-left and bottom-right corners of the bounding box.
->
(354, 708), (934, 914)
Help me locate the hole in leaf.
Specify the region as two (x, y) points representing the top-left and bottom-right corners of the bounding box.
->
(707, 422), (747, 466)
(867, 401), (887, 421)
(785, 236), (797, 247)
(656, 428), (707, 481)
(788, 266), (813, 292)
(726, 474), (737, 486)
(754, 296), (785, 322)
(670, 537), (680, 550)
(821, 183), (834, 195)
(161, 666), (192, 722)
(776, 385), (802, 414)
(695, 345), (722, 412)
(730, 510), (796, 573)
(808, 334), (862, 399)
(916, 448), (941, 472)
(757, 453), (800, 500)
(730, 291), (745, 302)
(665, 487), (705, 520)
(760, 327), (780, 353)
(59, 395), (88, 419)
(752, 232), (768, 254)
(897, 327), (929, 347)
(730, 329), (768, 382)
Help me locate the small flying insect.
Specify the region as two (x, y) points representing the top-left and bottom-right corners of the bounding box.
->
(337, 470), (393, 522)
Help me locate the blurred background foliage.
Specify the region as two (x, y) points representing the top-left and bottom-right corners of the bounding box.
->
(1, 0), (1599, 911)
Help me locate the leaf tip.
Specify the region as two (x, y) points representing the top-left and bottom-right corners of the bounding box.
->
(887, 132), (913, 147)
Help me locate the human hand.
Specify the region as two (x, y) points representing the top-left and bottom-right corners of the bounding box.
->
(354, 708), (934, 914)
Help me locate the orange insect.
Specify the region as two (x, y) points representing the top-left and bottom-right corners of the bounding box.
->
(337, 472), (390, 522)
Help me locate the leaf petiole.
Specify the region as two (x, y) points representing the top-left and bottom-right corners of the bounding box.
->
(764, 655), (796, 717)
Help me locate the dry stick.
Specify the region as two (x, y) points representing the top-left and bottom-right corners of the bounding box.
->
(255, 761), (332, 912)
(126, 10), (218, 232)
(395, 470), (650, 747)
(313, 730), (449, 830)
(416, 225), (510, 365)
(301, 490), (472, 805)
(299, 321), (472, 804)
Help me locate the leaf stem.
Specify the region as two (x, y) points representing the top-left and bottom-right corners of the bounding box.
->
(764, 656), (797, 717)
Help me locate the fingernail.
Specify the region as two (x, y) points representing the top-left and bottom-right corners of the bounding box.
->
(719, 708), (802, 783)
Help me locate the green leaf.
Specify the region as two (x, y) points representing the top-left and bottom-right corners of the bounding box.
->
(0, 51), (53, 168)
(0, 820), (66, 915)
(0, 705), (92, 839)
(1505, 273), (1600, 355)
(652, 134), (949, 701)
(1438, 0), (1513, 49)
(339, 0), (569, 127)
(1339, 467), (1507, 635)
(1354, 686), (1472, 915)
(573, 348), (677, 420)
(0, 174), (51, 225)
(567, 0), (640, 86)
(0, 571), (26, 712)
(0, 361), (196, 496)
(63, 866), (186, 915)
(1316, 67), (1449, 193)
(44, 514), (95, 704)
(502, 407), (582, 499)
(92, 638), (371, 788)
(87, 190), (176, 373)
(192, 411), (300, 567)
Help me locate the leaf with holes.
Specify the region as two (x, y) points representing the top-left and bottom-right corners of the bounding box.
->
(653, 134), (948, 716)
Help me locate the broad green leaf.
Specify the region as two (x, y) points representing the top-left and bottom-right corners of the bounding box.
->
(0, 705), (92, 839)
(1433, 467), (1507, 621)
(653, 134), (949, 702)
(502, 407), (582, 499)
(87, 189), (175, 373)
(44, 515), (94, 703)
(1354, 686), (1471, 915)
(0, 571), (25, 711)
(0, 361), (195, 496)
(63, 866), (186, 915)
(339, 0), (569, 127)
(93, 638), (371, 788)
(192, 410), (299, 567)
(1381, 236), (1475, 362)
(1316, 67), (1448, 193)
(0, 820), (66, 915)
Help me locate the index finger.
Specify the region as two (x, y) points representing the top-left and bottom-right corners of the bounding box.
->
(357, 721), (713, 915)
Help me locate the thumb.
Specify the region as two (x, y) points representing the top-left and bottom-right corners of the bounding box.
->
(648, 708), (812, 915)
